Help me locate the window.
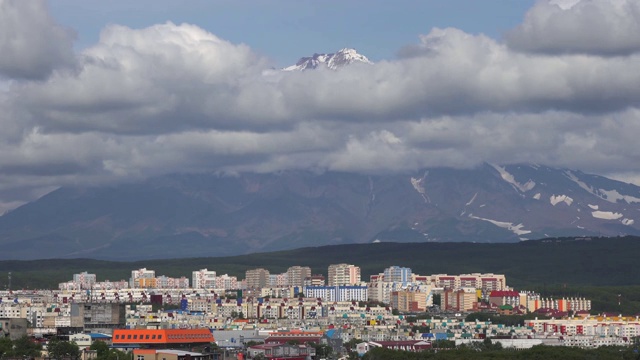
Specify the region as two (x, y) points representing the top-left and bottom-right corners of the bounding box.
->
(133, 335), (138, 339)
(145, 335), (150, 339)
(152, 335), (156, 339)
(137, 356), (144, 360)
(127, 335), (132, 339)
(158, 335), (163, 339)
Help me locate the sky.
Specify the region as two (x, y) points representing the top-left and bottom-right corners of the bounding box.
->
(1, 0), (640, 213)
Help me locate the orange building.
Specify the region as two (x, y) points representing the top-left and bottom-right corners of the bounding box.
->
(112, 329), (214, 348)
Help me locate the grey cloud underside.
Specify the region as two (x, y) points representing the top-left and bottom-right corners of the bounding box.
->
(0, 0), (76, 80)
(1, 0), (640, 212)
(506, 0), (640, 56)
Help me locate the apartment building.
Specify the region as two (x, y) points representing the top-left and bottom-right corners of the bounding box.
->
(488, 291), (520, 308)
(367, 274), (432, 305)
(215, 274), (239, 290)
(532, 297), (592, 312)
(246, 268), (270, 289)
(268, 273), (288, 287)
(383, 266), (412, 286)
(70, 303), (126, 331)
(192, 269), (217, 289)
(130, 268), (156, 288)
(443, 288), (478, 312)
(328, 264), (361, 286)
(93, 280), (129, 290)
(430, 273), (507, 292)
(286, 266), (311, 287)
(303, 275), (325, 287)
(303, 285), (368, 302)
(155, 276), (189, 289)
(390, 290), (428, 312)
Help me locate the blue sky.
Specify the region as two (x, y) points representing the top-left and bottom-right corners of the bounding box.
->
(48, 0), (536, 66)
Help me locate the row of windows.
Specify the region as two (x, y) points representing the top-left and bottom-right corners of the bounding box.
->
(114, 333), (210, 341)
(114, 334), (163, 340)
(167, 334), (210, 339)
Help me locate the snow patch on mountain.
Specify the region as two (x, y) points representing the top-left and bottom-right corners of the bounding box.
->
(533, 193), (541, 200)
(588, 204), (599, 210)
(622, 218), (635, 226)
(469, 214), (531, 237)
(565, 171), (640, 204)
(466, 193), (478, 206)
(410, 173), (430, 203)
(599, 189), (640, 204)
(591, 211), (623, 220)
(550, 194), (573, 206)
(564, 170), (595, 194)
(489, 164), (535, 192)
(283, 48), (373, 71)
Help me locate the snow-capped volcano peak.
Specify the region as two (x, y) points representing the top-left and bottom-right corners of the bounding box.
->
(283, 48), (373, 71)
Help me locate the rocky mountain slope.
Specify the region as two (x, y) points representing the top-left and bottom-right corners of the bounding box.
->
(1, 163), (640, 260)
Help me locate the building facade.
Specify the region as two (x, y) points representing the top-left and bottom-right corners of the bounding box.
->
(246, 268), (270, 289)
(328, 264), (361, 286)
(286, 266), (311, 287)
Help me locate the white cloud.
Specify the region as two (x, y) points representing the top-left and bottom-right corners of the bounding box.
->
(507, 0), (640, 55)
(4, 0), (640, 209)
(0, 0), (76, 80)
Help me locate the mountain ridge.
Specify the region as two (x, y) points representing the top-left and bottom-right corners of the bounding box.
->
(1, 163), (640, 260)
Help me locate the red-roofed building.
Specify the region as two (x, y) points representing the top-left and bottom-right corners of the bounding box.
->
(459, 277), (478, 288)
(112, 329), (214, 348)
(489, 291), (520, 308)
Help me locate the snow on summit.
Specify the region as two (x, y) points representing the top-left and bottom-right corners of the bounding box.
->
(283, 48), (373, 71)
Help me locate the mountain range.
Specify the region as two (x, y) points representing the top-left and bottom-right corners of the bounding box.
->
(1, 163), (640, 260)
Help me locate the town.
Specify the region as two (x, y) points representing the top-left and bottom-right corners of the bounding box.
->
(3, 263), (636, 359)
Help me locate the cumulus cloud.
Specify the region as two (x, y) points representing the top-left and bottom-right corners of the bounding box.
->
(3, 0), (640, 210)
(0, 0), (76, 80)
(17, 22), (273, 135)
(506, 0), (640, 55)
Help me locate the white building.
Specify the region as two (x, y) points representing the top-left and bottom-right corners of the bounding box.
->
(304, 285), (368, 302)
(192, 269), (217, 289)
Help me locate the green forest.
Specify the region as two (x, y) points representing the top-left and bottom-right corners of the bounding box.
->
(1, 236), (639, 312)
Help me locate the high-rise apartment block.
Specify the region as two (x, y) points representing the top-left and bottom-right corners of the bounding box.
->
(130, 268), (155, 288)
(246, 268), (270, 289)
(327, 264), (361, 286)
(286, 266), (312, 287)
(73, 272), (97, 290)
(383, 266), (412, 286)
(192, 269), (217, 289)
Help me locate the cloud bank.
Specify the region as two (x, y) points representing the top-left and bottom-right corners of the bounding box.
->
(1, 0), (640, 212)
(0, 0), (76, 80)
